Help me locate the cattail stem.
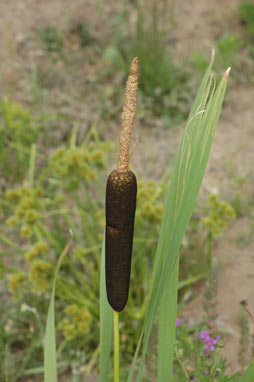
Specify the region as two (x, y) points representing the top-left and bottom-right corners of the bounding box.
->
(114, 311), (120, 382)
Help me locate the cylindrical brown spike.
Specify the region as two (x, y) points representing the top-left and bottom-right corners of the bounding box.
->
(105, 170), (137, 312)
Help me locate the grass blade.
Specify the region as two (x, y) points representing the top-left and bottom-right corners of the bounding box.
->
(150, 54), (214, 295)
(187, 49), (214, 122)
(99, 236), (113, 382)
(44, 236), (73, 382)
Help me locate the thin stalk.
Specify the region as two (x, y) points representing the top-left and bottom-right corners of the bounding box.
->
(83, 181), (101, 217)
(0, 234), (22, 251)
(5, 344), (8, 382)
(17, 337), (41, 379)
(56, 340), (67, 358)
(84, 344), (100, 376)
(72, 190), (98, 248)
(33, 225), (43, 241)
(64, 214), (79, 243)
(70, 122), (79, 148)
(114, 311), (120, 382)
(76, 243), (101, 257)
(63, 257), (98, 304)
(43, 209), (75, 217)
(178, 271), (209, 290)
(36, 222), (61, 250)
(241, 303), (254, 359)
(210, 348), (219, 376)
(29, 144), (36, 189)
(207, 232), (213, 270)
(175, 347), (189, 381)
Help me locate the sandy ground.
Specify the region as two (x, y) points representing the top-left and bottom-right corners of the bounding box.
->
(1, 0), (253, 378)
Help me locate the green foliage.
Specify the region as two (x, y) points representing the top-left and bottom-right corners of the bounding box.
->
(238, 304), (250, 372)
(201, 193), (236, 237)
(104, 1), (190, 124)
(238, 3), (254, 44)
(193, 2), (254, 82)
(44, 238), (72, 382)
(0, 97), (238, 379)
(216, 35), (241, 69)
(0, 124), (114, 378)
(203, 259), (219, 323)
(68, 21), (94, 47)
(131, 1), (185, 99)
(179, 192), (235, 291)
(174, 316), (239, 381)
(191, 51), (210, 73)
(192, 35), (240, 76)
(0, 116), (166, 376)
(39, 26), (64, 54)
(193, 3), (254, 81)
(0, 100), (38, 182)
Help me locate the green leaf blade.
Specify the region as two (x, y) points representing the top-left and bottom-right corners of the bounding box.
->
(44, 292), (57, 382)
(99, 237), (113, 382)
(128, 60), (230, 381)
(157, 255), (179, 382)
(44, 238), (72, 382)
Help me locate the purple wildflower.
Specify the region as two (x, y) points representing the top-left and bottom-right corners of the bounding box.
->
(176, 318), (181, 327)
(200, 330), (209, 341)
(204, 335), (220, 351)
(205, 370), (209, 376)
(200, 330), (220, 352)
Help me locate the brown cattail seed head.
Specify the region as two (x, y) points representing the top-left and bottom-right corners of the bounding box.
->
(105, 170), (137, 311)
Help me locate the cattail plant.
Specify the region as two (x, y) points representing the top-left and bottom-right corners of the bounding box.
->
(105, 57), (138, 382)
(100, 53), (242, 382)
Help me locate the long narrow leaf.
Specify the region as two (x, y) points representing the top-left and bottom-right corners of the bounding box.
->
(157, 254), (179, 381)
(128, 59), (230, 381)
(150, 53), (214, 296)
(99, 236), (113, 382)
(44, 237), (72, 382)
(141, 70), (229, 382)
(134, 58), (213, 381)
(127, 57), (214, 382)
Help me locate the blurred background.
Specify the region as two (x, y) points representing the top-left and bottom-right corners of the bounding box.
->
(0, 0), (253, 381)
